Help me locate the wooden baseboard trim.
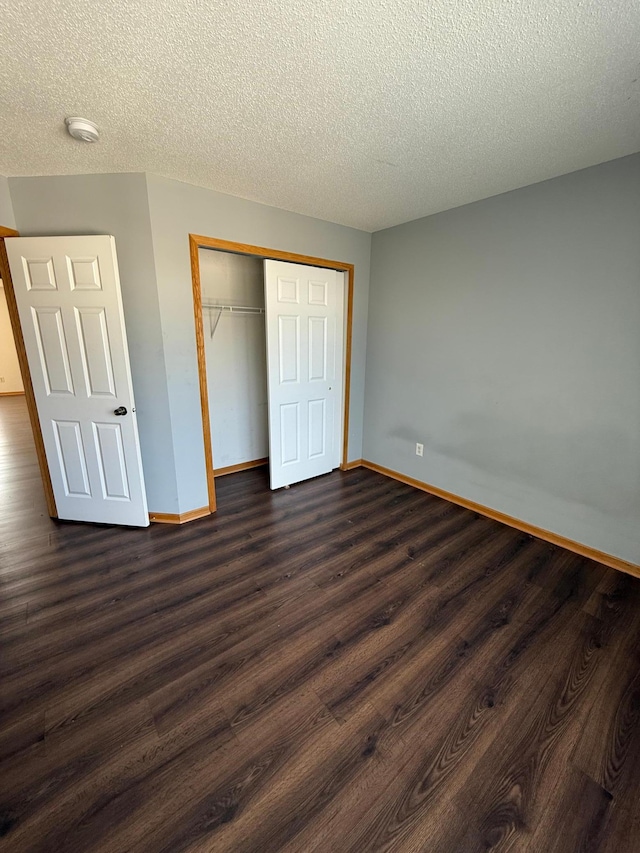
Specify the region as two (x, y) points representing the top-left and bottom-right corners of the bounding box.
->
(361, 460), (640, 579)
(0, 390), (25, 396)
(214, 458), (268, 478)
(342, 458), (363, 471)
(149, 506), (210, 524)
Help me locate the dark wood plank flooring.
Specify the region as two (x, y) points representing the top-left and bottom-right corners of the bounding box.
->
(2, 395), (640, 852)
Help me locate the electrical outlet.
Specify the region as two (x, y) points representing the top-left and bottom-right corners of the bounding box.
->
(416, 442), (423, 457)
(0, 377), (5, 383)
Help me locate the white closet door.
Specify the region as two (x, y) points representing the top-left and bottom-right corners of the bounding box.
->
(264, 260), (339, 489)
(6, 235), (149, 526)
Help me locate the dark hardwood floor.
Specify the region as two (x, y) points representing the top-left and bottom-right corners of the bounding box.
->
(2, 395), (640, 852)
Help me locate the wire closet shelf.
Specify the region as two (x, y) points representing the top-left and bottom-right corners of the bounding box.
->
(202, 300), (265, 337)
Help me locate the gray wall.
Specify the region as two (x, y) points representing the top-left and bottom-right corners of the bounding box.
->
(9, 173), (178, 513)
(7, 172), (371, 516)
(365, 153), (640, 563)
(146, 174), (371, 513)
(0, 176), (16, 229)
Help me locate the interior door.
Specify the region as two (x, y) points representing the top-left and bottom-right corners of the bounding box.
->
(264, 259), (339, 489)
(5, 235), (149, 526)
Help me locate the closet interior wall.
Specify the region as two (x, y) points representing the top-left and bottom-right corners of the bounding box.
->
(199, 248), (268, 473)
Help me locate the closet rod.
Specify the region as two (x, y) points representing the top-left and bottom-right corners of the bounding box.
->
(202, 302), (265, 337)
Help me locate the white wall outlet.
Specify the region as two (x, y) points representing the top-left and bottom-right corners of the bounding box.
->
(416, 442), (423, 457)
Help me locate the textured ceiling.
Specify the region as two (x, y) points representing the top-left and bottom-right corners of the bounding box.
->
(1, 0), (639, 231)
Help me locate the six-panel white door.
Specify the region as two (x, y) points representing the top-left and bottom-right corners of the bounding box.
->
(264, 260), (340, 489)
(6, 235), (149, 526)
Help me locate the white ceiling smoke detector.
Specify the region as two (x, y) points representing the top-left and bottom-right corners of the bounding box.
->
(65, 117), (99, 143)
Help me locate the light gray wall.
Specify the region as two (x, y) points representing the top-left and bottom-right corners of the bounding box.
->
(0, 176), (16, 229)
(200, 248), (268, 470)
(146, 174), (371, 513)
(365, 153), (640, 563)
(8, 173), (178, 513)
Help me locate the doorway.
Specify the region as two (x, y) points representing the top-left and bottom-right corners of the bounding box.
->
(189, 235), (355, 513)
(0, 228), (57, 518)
(0, 275), (24, 398)
(200, 249), (269, 479)
(0, 238), (52, 542)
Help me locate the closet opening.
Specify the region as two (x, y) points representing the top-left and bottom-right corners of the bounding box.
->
(201, 249), (269, 480)
(189, 235), (355, 513)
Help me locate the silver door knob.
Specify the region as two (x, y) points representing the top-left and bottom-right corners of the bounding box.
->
(114, 406), (127, 416)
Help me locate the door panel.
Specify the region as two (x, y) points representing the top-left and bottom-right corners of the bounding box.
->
(308, 398), (326, 458)
(277, 276), (299, 303)
(280, 402), (300, 466)
(23, 257), (57, 290)
(75, 307), (116, 396)
(53, 420), (91, 497)
(32, 306), (75, 394)
(67, 256), (102, 290)
(278, 315), (300, 383)
(308, 316), (327, 381)
(93, 422), (130, 499)
(308, 278), (328, 305)
(265, 260), (338, 489)
(6, 235), (149, 526)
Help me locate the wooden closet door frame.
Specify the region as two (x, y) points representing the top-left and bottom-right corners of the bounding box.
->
(189, 234), (356, 513)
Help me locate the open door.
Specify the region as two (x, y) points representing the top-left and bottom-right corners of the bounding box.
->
(5, 235), (149, 526)
(264, 259), (341, 490)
